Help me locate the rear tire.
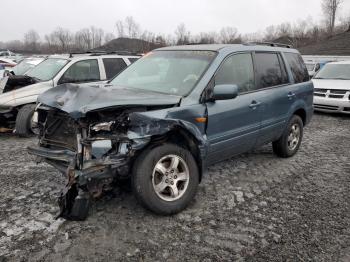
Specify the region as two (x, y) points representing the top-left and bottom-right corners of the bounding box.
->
(15, 104), (36, 137)
(273, 115), (303, 158)
(132, 143), (199, 215)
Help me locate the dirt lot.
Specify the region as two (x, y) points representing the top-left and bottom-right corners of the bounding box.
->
(0, 113), (350, 261)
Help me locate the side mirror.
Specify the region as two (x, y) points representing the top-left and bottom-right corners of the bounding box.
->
(212, 84), (239, 101)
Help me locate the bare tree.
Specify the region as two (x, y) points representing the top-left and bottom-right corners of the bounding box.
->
(115, 20), (125, 37)
(277, 22), (292, 37)
(322, 0), (342, 35)
(24, 30), (40, 51)
(175, 23), (191, 45)
(264, 25), (277, 41)
(220, 27), (239, 43)
(4, 40), (24, 52)
(90, 26), (104, 48)
(195, 32), (218, 44)
(75, 28), (92, 50)
(51, 27), (72, 52)
(125, 16), (140, 38)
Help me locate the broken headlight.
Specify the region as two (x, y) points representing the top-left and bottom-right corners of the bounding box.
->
(91, 121), (115, 132)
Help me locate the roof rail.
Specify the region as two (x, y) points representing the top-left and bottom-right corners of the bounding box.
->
(69, 50), (140, 58)
(243, 42), (292, 48)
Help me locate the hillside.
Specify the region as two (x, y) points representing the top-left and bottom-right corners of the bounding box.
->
(94, 37), (164, 53)
(299, 30), (350, 55)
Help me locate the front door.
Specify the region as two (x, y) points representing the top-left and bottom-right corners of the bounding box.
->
(205, 52), (263, 164)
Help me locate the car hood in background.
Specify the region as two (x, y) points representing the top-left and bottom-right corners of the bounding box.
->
(312, 79), (350, 90)
(38, 83), (182, 119)
(0, 80), (53, 106)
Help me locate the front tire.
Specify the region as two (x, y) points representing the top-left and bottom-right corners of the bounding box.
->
(273, 115), (303, 158)
(15, 104), (37, 137)
(132, 143), (199, 215)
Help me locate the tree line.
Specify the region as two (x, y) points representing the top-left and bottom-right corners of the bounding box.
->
(0, 0), (347, 54)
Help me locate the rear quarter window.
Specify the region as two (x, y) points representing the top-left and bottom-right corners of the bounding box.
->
(285, 53), (309, 83)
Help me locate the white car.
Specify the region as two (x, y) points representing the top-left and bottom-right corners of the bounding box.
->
(0, 50), (23, 62)
(0, 57), (16, 71)
(0, 52), (140, 135)
(313, 61), (350, 114)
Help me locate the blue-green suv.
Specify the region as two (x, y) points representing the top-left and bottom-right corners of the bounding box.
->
(29, 43), (313, 220)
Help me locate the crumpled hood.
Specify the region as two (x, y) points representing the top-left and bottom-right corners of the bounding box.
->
(312, 79), (350, 90)
(38, 83), (182, 119)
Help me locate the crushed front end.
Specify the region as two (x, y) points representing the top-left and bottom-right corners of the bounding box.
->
(28, 105), (148, 220)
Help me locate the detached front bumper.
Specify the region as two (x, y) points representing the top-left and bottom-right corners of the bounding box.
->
(28, 145), (128, 183)
(28, 144), (130, 220)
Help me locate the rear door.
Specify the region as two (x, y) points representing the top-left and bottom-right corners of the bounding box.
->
(253, 52), (293, 145)
(206, 52), (263, 164)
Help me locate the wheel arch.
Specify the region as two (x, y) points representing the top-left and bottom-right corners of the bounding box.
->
(147, 127), (205, 182)
(293, 108), (307, 125)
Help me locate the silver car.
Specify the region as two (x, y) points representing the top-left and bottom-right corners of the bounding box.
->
(0, 52), (140, 135)
(313, 61), (350, 114)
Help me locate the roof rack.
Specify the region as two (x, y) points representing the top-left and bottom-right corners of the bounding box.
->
(243, 42), (292, 48)
(69, 50), (140, 58)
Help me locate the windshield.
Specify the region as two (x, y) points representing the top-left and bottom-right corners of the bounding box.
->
(27, 58), (68, 81)
(314, 64), (350, 80)
(305, 63), (315, 71)
(13, 59), (40, 75)
(110, 50), (216, 96)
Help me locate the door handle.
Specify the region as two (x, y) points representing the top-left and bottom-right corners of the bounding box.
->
(288, 92), (296, 99)
(249, 100), (262, 109)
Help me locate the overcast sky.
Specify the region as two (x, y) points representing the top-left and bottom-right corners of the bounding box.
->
(1, 0), (350, 41)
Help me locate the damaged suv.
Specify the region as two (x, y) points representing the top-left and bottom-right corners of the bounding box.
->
(29, 44), (313, 220)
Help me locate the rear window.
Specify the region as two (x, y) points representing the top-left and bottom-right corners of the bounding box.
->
(285, 53), (309, 83)
(255, 52), (289, 89)
(103, 58), (127, 79)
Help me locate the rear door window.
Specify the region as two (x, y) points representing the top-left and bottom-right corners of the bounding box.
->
(103, 58), (127, 79)
(215, 53), (256, 93)
(128, 57), (139, 63)
(60, 59), (100, 84)
(284, 53), (309, 83)
(254, 52), (289, 89)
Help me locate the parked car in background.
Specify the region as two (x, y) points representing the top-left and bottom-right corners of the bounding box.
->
(0, 52), (140, 135)
(305, 61), (329, 77)
(10, 56), (46, 76)
(0, 57), (16, 71)
(313, 61), (350, 114)
(28, 43), (313, 220)
(0, 49), (23, 62)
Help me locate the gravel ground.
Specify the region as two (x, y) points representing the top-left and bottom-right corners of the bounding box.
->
(0, 113), (349, 261)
